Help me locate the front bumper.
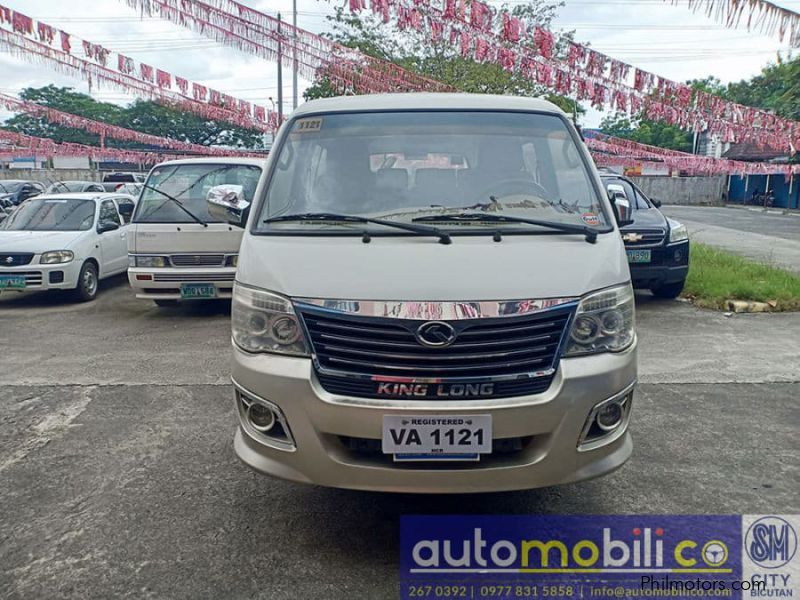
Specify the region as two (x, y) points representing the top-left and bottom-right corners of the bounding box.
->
(231, 342), (637, 493)
(0, 261), (82, 292)
(628, 241), (689, 289)
(128, 267), (236, 300)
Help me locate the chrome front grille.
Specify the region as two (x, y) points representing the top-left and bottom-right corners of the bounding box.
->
(296, 303), (576, 399)
(152, 272), (235, 282)
(170, 254), (225, 267)
(0, 271), (43, 286)
(622, 229), (666, 247)
(0, 253), (34, 266)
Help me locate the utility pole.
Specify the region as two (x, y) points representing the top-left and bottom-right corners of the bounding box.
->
(292, 0), (298, 110)
(277, 12), (284, 122)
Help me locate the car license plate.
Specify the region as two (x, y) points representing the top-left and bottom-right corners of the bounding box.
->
(180, 283), (216, 299)
(626, 249), (652, 263)
(0, 274), (26, 289)
(382, 415), (492, 461)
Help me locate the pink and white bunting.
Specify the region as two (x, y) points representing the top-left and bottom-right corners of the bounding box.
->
(0, 4), (280, 131)
(0, 92), (263, 158)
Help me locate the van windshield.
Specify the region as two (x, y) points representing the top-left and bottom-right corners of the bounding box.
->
(136, 163), (262, 223)
(256, 111), (609, 235)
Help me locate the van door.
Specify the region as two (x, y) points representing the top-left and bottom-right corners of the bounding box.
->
(97, 199), (128, 275)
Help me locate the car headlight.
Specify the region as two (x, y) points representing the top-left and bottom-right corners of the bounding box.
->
(131, 255), (168, 268)
(668, 219), (688, 243)
(565, 284), (635, 356)
(232, 283), (309, 356)
(40, 250), (74, 264)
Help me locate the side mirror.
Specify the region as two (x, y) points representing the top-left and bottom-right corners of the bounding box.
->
(118, 202), (134, 222)
(651, 198), (662, 208)
(612, 195), (633, 226)
(207, 184), (250, 227)
(97, 221), (120, 234)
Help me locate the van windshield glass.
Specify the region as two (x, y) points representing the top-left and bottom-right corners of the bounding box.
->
(256, 111), (609, 234)
(136, 164), (262, 223)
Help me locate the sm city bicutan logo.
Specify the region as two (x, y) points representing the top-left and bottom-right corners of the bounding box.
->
(410, 527), (733, 574)
(745, 516), (798, 569)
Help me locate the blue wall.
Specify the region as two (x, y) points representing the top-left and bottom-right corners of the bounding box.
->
(728, 174), (800, 209)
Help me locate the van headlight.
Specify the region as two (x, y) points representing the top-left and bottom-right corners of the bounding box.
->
(565, 284), (635, 356)
(131, 255), (168, 268)
(668, 219), (688, 243)
(232, 283), (309, 356)
(40, 250), (74, 264)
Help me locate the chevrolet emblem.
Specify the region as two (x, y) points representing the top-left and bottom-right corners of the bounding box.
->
(622, 233), (643, 243)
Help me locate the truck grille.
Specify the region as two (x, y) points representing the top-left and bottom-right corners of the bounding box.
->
(0, 253), (34, 266)
(170, 254), (225, 267)
(622, 229), (666, 247)
(152, 272), (235, 282)
(297, 303), (575, 399)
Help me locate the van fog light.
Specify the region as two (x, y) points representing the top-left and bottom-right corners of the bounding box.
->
(596, 402), (623, 431)
(578, 384), (635, 450)
(247, 402), (276, 432)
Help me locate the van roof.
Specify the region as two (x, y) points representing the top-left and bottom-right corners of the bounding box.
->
(292, 93), (566, 117)
(150, 157), (268, 168)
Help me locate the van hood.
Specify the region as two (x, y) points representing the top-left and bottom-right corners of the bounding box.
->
(0, 230), (83, 253)
(129, 222), (243, 253)
(237, 232), (630, 301)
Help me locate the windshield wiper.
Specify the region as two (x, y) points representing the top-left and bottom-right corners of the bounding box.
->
(263, 212), (452, 245)
(411, 212), (599, 244)
(140, 184), (207, 227)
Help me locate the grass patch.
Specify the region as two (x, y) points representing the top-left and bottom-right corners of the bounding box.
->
(683, 243), (800, 311)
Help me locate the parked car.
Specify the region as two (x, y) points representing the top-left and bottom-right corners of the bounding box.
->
(103, 172), (145, 184)
(0, 192), (134, 301)
(127, 157), (266, 307)
(212, 93), (637, 493)
(113, 182), (143, 197)
(0, 180), (45, 206)
(599, 173), (689, 299)
(45, 180), (105, 194)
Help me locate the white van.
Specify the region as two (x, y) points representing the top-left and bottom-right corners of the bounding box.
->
(127, 158), (266, 306)
(210, 94), (637, 493)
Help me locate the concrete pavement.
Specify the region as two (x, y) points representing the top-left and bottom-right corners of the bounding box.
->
(662, 205), (800, 273)
(1, 275), (798, 599)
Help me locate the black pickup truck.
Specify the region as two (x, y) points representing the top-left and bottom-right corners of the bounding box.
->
(600, 173), (690, 299)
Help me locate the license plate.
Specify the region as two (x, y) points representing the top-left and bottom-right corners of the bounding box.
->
(382, 415), (492, 461)
(0, 274), (26, 289)
(626, 249), (652, 263)
(180, 283), (216, 299)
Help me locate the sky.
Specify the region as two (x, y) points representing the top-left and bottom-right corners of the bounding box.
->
(0, 0), (797, 128)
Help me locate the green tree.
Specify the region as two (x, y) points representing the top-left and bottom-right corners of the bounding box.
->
(2, 85), (265, 149)
(304, 2), (582, 116)
(598, 113), (692, 152)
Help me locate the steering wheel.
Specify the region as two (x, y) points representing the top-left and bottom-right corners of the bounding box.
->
(473, 178), (552, 204)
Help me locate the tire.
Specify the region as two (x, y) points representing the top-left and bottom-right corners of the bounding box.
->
(73, 261), (99, 302)
(153, 299), (178, 308)
(651, 281), (685, 299)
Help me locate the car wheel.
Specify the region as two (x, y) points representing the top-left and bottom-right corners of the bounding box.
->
(651, 281), (685, 299)
(73, 261), (99, 302)
(153, 299), (178, 308)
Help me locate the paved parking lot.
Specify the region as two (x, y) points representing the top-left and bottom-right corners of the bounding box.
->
(662, 205), (800, 273)
(1, 273), (799, 599)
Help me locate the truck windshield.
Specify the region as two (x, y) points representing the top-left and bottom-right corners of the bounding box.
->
(135, 163), (262, 223)
(256, 111), (609, 235)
